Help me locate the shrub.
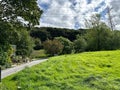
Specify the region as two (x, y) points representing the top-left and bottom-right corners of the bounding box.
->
(84, 25), (112, 51)
(0, 45), (13, 67)
(111, 31), (120, 50)
(74, 36), (87, 53)
(43, 39), (63, 56)
(33, 38), (42, 50)
(16, 30), (34, 58)
(55, 37), (73, 54)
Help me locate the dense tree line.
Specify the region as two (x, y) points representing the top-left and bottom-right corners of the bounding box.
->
(43, 29), (120, 56)
(30, 27), (86, 42)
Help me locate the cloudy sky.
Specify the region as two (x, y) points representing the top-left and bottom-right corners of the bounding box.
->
(38, 0), (120, 30)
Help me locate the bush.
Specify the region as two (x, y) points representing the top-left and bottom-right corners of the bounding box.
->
(55, 37), (73, 54)
(43, 39), (63, 56)
(111, 31), (120, 50)
(0, 45), (13, 67)
(84, 25), (113, 51)
(33, 38), (42, 50)
(74, 36), (87, 53)
(16, 30), (34, 58)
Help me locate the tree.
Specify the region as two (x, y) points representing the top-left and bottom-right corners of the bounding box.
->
(107, 6), (115, 31)
(33, 38), (42, 50)
(55, 37), (73, 54)
(0, 45), (13, 67)
(0, 0), (42, 53)
(74, 35), (87, 53)
(30, 28), (51, 41)
(16, 30), (34, 58)
(85, 14), (101, 29)
(85, 26), (112, 51)
(0, 0), (42, 27)
(0, 20), (15, 45)
(85, 14), (112, 51)
(0, 0), (42, 66)
(30, 27), (85, 42)
(111, 31), (120, 49)
(43, 39), (63, 56)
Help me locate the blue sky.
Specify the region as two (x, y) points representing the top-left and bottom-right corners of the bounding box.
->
(38, 0), (120, 30)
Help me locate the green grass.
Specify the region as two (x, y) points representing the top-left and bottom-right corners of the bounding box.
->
(30, 49), (47, 59)
(1, 50), (120, 90)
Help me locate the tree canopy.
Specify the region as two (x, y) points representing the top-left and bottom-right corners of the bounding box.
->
(0, 0), (42, 26)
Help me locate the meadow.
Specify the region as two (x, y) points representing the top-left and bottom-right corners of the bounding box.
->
(1, 50), (120, 90)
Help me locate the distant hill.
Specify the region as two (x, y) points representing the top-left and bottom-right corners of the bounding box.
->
(30, 27), (86, 41)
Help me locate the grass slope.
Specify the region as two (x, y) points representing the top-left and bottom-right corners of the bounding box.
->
(1, 50), (120, 90)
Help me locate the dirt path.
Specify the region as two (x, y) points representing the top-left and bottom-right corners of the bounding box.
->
(1, 59), (48, 79)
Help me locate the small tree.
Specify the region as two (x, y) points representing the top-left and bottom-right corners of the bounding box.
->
(84, 24), (112, 51)
(84, 14), (113, 51)
(111, 31), (120, 49)
(55, 37), (73, 54)
(16, 30), (34, 58)
(43, 39), (63, 56)
(33, 38), (42, 50)
(74, 35), (87, 53)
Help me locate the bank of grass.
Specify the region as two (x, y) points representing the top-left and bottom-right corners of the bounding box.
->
(1, 50), (120, 90)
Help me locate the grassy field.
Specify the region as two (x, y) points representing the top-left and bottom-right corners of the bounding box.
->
(30, 49), (47, 59)
(1, 50), (120, 90)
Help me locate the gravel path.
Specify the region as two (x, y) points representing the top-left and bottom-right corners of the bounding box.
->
(1, 59), (48, 79)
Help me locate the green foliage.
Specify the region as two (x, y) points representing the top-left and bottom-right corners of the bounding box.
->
(30, 28), (51, 41)
(0, 20), (15, 45)
(74, 35), (87, 53)
(0, 0), (42, 66)
(0, 45), (13, 67)
(0, 0), (42, 26)
(84, 14), (117, 51)
(110, 31), (120, 49)
(0, 50), (8, 66)
(2, 50), (120, 90)
(55, 37), (73, 54)
(30, 27), (85, 42)
(85, 27), (112, 51)
(43, 39), (63, 56)
(16, 30), (34, 57)
(33, 38), (42, 50)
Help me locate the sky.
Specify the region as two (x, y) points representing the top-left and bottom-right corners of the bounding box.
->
(38, 0), (120, 30)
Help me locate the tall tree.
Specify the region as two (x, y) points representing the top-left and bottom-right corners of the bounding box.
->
(85, 14), (112, 51)
(107, 6), (115, 31)
(0, 0), (42, 27)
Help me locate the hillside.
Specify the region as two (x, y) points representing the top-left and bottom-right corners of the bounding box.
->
(30, 27), (86, 42)
(1, 50), (120, 90)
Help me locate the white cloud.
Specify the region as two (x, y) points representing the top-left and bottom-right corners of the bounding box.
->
(40, 0), (76, 29)
(109, 0), (120, 30)
(38, 0), (51, 4)
(38, 0), (120, 30)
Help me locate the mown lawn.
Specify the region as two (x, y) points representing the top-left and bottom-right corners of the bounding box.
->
(1, 50), (120, 90)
